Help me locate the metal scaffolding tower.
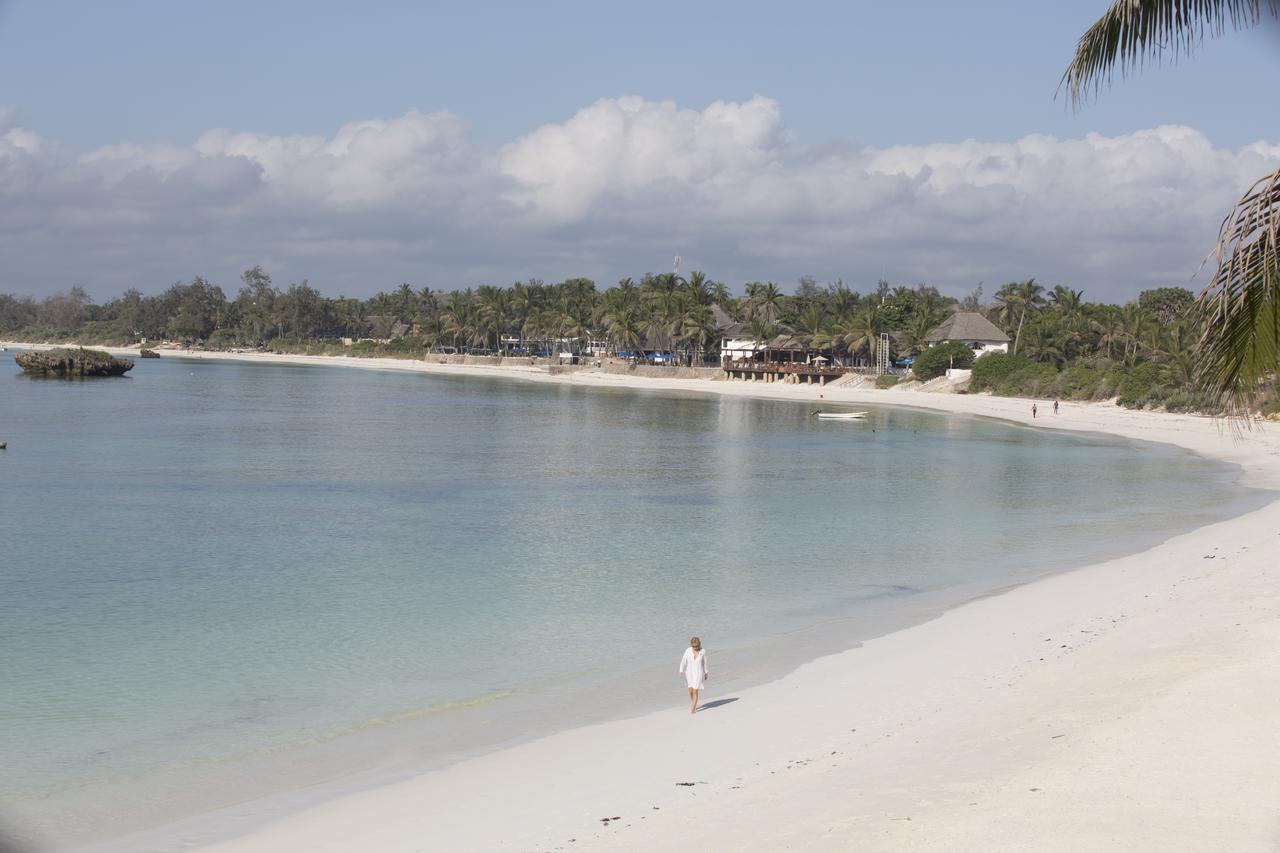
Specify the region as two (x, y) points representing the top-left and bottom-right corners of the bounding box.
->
(877, 332), (891, 375)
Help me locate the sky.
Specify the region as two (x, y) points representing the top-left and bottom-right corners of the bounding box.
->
(2, 0), (1280, 302)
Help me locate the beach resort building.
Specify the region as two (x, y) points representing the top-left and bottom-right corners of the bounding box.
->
(712, 304), (758, 364)
(711, 304), (842, 383)
(924, 312), (1010, 356)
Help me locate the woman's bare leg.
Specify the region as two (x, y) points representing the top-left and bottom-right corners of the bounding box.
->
(689, 688), (699, 714)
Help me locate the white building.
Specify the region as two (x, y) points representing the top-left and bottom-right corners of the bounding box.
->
(712, 304), (759, 363)
(924, 312), (1010, 356)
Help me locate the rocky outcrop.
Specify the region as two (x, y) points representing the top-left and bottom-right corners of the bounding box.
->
(14, 347), (133, 377)
(139, 349), (160, 358)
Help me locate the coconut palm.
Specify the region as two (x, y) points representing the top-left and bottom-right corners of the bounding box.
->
(606, 306), (644, 357)
(902, 311), (938, 356)
(747, 316), (777, 360)
(1022, 317), (1068, 369)
(1165, 349), (1198, 389)
(1120, 303), (1155, 364)
(791, 303), (829, 348)
(1049, 285), (1085, 322)
(840, 303), (884, 366)
(828, 284), (860, 321)
(677, 303), (717, 365)
(1064, 0), (1280, 412)
(709, 280), (732, 307)
(745, 282), (785, 323)
(684, 271), (713, 306)
(994, 279), (1046, 355)
(1094, 307), (1127, 360)
(440, 293), (482, 350)
(476, 285), (510, 351)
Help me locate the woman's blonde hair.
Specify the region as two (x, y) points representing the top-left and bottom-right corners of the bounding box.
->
(690, 636), (702, 650)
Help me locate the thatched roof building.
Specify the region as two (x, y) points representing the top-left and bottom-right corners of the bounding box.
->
(924, 312), (1010, 354)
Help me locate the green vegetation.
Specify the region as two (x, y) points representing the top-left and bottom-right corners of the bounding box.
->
(0, 270), (959, 370)
(1064, 2), (1280, 413)
(875, 374), (899, 389)
(970, 354), (1059, 398)
(3, 269), (1276, 415)
(911, 341), (973, 381)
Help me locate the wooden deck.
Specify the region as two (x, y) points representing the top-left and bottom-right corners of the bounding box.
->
(722, 362), (848, 385)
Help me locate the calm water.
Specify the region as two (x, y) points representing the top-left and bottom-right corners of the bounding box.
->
(0, 355), (1257, 847)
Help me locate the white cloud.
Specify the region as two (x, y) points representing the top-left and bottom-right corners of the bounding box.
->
(1, 96), (1278, 301)
(497, 95), (786, 222)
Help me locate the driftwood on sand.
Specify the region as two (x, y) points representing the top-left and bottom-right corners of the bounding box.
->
(14, 347), (133, 377)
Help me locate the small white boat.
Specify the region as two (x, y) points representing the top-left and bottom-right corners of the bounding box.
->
(816, 411), (868, 420)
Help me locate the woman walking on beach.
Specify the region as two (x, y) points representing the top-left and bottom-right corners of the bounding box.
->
(679, 636), (709, 715)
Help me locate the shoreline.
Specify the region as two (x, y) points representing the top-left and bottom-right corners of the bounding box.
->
(10, 343), (1280, 851)
(6, 340), (1278, 486)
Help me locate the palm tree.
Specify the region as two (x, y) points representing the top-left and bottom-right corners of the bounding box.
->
(828, 284), (860, 322)
(791, 303), (828, 349)
(605, 306), (644, 358)
(677, 303), (717, 365)
(1164, 349), (1198, 389)
(903, 311), (937, 356)
(1095, 307), (1127, 361)
(1022, 317), (1068, 369)
(994, 279), (1046, 355)
(685, 271), (713, 306)
(1049, 285), (1084, 322)
(840, 304), (884, 367)
(1064, 1), (1280, 412)
(709, 280), (732, 307)
(476, 285), (510, 351)
(1162, 317), (1198, 361)
(440, 291), (485, 351)
(1119, 303), (1155, 365)
(745, 282), (784, 323)
(747, 316), (777, 362)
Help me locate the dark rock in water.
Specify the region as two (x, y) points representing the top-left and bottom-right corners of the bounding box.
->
(139, 348), (160, 358)
(14, 347), (133, 377)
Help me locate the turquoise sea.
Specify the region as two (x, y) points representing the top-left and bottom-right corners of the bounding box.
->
(0, 355), (1260, 848)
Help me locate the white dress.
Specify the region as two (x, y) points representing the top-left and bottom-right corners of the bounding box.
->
(679, 647), (709, 690)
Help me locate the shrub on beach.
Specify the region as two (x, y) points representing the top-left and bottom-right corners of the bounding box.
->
(1162, 389), (1223, 414)
(970, 353), (1033, 392)
(911, 341), (975, 381)
(972, 353), (1075, 399)
(1114, 362), (1165, 409)
(205, 328), (241, 349)
(1053, 365), (1104, 400)
(876, 374), (899, 389)
(1012, 362), (1058, 396)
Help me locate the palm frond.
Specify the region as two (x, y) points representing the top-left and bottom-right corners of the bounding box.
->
(1196, 168), (1280, 416)
(1062, 0), (1275, 106)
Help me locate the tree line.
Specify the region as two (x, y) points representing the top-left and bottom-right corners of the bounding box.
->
(3, 268), (1266, 413)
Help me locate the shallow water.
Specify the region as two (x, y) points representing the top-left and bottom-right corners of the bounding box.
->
(0, 356), (1257, 846)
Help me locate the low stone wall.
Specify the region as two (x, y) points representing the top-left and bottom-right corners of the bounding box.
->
(545, 363), (722, 380)
(420, 354), (721, 379)
(423, 354), (552, 368)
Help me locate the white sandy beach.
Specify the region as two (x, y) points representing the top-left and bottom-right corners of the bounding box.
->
(9, 344), (1280, 852)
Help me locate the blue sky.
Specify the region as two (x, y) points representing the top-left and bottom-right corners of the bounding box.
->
(2, 1), (1279, 300)
(3, 1), (1274, 150)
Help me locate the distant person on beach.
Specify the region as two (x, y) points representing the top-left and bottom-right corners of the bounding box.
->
(1054, 399), (1060, 415)
(679, 636), (709, 715)
(1032, 403), (1038, 419)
